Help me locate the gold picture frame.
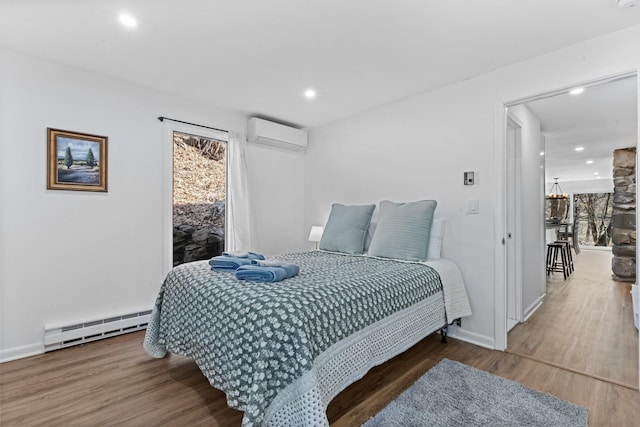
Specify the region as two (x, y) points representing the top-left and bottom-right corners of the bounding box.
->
(47, 128), (108, 192)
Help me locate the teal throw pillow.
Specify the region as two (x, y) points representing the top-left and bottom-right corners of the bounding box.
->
(367, 200), (437, 261)
(319, 203), (376, 254)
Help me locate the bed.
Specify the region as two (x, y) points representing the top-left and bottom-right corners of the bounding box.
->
(144, 250), (471, 426)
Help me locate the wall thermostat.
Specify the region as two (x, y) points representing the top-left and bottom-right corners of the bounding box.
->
(464, 171), (475, 185)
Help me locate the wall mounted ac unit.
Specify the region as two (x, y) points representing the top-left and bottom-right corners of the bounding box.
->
(248, 118), (308, 151)
(617, 0), (638, 8)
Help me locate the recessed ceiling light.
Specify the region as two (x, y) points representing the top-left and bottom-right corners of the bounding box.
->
(304, 88), (317, 99)
(569, 87), (584, 95)
(540, 151), (545, 156)
(119, 13), (137, 29)
(594, 172), (600, 175)
(586, 160), (594, 164)
(574, 146), (584, 152)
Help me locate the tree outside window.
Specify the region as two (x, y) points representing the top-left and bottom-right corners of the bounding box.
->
(573, 193), (613, 247)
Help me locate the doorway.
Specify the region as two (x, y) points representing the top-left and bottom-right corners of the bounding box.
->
(502, 72), (638, 387)
(506, 116), (523, 331)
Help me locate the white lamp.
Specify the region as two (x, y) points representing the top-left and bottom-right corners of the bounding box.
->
(308, 225), (324, 250)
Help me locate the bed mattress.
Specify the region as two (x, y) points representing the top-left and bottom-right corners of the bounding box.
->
(144, 250), (471, 426)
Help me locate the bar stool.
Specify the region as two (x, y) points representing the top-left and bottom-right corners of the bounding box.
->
(546, 242), (569, 280)
(555, 239), (574, 274)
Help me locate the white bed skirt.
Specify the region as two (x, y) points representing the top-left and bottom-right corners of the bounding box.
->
(265, 292), (447, 426)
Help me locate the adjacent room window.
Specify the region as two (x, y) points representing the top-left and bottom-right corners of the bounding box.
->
(573, 192), (613, 247)
(172, 131), (227, 266)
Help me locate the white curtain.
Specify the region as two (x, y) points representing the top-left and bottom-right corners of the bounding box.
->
(227, 131), (255, 252)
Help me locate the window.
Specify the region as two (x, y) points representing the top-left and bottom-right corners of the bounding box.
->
(172, 130), (227, 266)
(573, 193), (613, 247)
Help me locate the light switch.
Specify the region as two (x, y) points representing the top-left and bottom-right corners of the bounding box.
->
(467, 200), (479, 214)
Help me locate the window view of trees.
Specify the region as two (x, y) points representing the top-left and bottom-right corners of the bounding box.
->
(173, 131), (227, 266)
(573, 193), (613, 247)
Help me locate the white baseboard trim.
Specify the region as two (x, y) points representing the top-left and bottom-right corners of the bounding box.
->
(523, 294), (545, 322)
(2, 325), (496, 363)
(0, 342), (43, 363)
(447, 326), (495, 350)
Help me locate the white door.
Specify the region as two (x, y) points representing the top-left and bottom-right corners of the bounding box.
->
(506, 116), (523, 331)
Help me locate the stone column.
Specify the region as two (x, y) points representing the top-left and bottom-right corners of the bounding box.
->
(611, 147), (636, 282)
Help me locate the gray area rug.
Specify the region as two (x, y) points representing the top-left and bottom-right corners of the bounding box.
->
(363, 358), (588, 427)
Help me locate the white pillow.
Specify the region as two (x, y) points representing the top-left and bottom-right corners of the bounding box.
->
(427, 220), (446, 260)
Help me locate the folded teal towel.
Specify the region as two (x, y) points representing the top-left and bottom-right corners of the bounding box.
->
(250, 259), (299, 277)
(209, 256), (253, 271)
(209, 251), (266, 271)
(221, 251), (265, 260)
(236, 263), (300, 282)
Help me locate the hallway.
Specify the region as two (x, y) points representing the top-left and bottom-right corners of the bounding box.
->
(508, 248), (638, 389)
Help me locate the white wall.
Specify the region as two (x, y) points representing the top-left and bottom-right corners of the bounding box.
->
(246, 144), (307, 255)
(555, 178), (614, 195)
(508, 104), (546, 318)
(306, 79), (497, 347)
(0, 49), (305, 361)
(305, 25), (640, 348)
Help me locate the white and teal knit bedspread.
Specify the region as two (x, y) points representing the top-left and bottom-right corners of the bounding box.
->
(144, 251), (471, 426)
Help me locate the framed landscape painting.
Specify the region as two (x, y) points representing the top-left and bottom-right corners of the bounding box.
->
(47, 128), (108, 192)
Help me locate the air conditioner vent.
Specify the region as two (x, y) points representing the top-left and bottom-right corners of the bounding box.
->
(617, 0), (638, 8)
(247, 118), (308, 151)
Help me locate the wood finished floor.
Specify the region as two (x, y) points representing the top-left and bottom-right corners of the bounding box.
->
(508, 248), (639, 390)
(0, 252), (640, 427)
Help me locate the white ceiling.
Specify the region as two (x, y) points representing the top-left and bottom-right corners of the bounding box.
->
(1, 1), (639, 130)
(526, 75), (637, 184)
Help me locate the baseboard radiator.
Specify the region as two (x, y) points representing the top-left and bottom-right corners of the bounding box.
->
(44, 310), (152, 352)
